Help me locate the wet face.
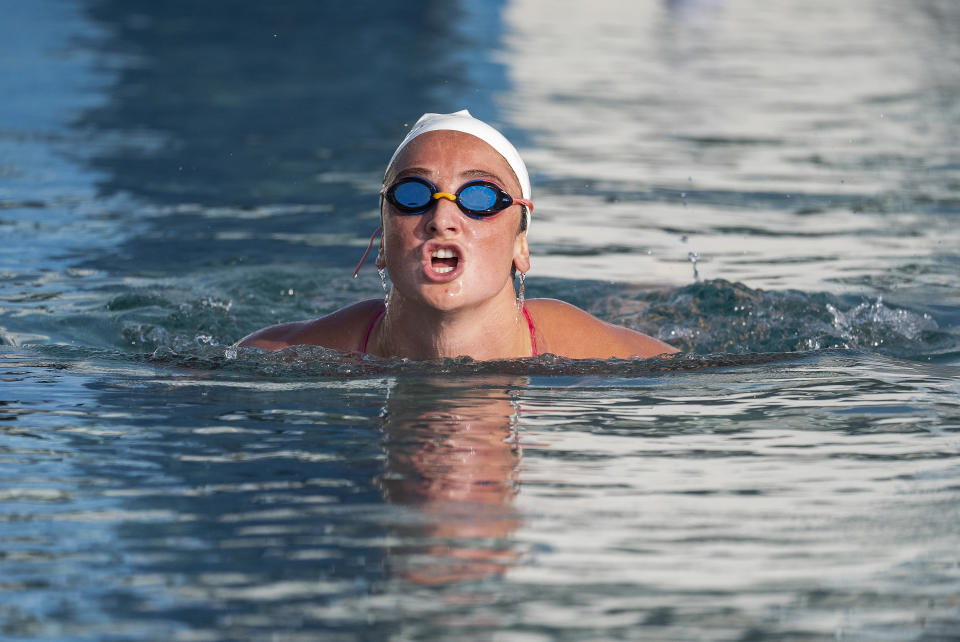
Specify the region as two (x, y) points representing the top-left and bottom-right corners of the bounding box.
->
(380, 130), (530, 312)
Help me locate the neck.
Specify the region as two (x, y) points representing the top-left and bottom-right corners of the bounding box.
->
(370, 289), (531, 360)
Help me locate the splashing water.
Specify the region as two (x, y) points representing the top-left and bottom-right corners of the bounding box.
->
(826, 297), (939, 350)
(94, 276), (959, 366)
(688, 251), (700, 281)
(590, 279), (956, 359)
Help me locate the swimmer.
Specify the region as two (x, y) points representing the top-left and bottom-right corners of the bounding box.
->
(238, 110), (678, 360)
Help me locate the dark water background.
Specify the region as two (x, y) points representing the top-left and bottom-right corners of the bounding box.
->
(2, 0), (959, 640)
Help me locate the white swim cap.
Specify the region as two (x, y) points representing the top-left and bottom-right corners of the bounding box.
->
(386, 110), (532, 229)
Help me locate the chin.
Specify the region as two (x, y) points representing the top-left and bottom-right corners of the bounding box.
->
(412, 282), (484, 312)
(420, 291), (467, 312)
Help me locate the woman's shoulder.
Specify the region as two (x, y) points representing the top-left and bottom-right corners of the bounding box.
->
(236, 299), (385, 351)
(525, 298), (678, 359)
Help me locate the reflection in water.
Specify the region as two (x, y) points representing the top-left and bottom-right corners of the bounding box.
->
(498, 0), (960, 294)
(73, 0), (476, 277)
(78, 0), (467, 205)
(377, 377), (523, 586)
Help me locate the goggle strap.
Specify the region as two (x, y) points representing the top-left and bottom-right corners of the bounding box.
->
(352, 225), (384, 279)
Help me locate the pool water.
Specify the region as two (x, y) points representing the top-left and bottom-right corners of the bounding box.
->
(2, 1), (959, 640)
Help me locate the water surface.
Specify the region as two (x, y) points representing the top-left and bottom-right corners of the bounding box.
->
(1, 1), (959, 640)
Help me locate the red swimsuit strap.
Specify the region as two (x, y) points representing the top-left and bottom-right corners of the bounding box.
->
(523, 306), (538, 357)
(360, 307), (385, 353)
(361, 306), (537, 356)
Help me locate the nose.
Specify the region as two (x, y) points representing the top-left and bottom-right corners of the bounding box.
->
(425, 194), (462, 236)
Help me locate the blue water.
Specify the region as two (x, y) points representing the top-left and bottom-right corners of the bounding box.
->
(2, 1), (959, 640)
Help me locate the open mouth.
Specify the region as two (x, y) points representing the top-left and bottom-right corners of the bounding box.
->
(430, 247), (460, 274)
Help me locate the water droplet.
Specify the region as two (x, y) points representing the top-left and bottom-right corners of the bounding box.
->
(687, 252), (700, 281)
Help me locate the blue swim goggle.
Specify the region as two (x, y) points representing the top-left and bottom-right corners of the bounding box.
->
(382, 176), (533, 220)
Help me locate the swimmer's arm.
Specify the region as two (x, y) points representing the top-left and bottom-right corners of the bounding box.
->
(235, 299), (383, 351)
(527, 299), (679, 359)
(605, 322), (680, 359)
(236, 320), (312, 350)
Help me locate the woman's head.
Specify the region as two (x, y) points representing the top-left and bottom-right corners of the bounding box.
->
(379, 129), (531, 311)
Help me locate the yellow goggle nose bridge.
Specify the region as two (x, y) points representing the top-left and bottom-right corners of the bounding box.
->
(432, 192), (457, 202)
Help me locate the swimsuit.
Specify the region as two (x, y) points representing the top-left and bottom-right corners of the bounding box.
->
(360, 308), (383, 354)
(361, 307), (538, 357)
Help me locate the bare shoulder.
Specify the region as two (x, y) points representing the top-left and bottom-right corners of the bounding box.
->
(236, 299), (384, 351)
(525, 298), (679, 359)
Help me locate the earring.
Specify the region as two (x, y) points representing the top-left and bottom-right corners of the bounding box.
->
(516, 271), (526, 313)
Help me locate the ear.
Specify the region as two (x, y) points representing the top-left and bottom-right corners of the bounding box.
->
(375, 239), (386, 269)
(513, 231), (530, 274)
